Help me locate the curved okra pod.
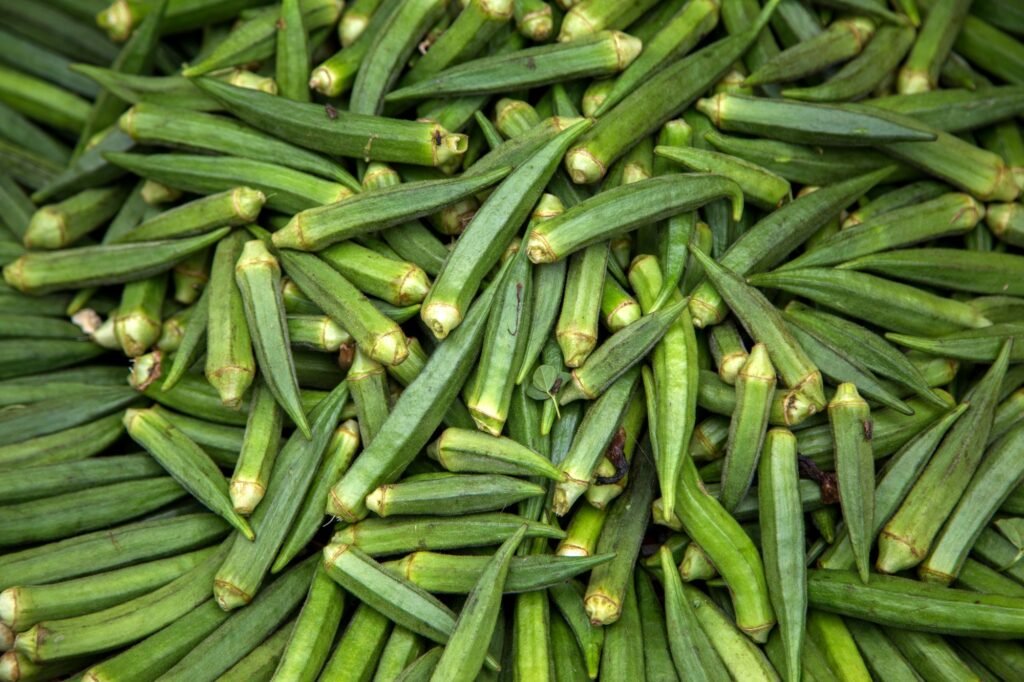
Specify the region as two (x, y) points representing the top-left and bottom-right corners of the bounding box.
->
(829, 383), (874, 583)
(698, 93), (937, 146)
(784, 23), (916, 101)
(878, 341), (1011, 575)
(562, 0), (782, 184)
(746, 16), (876, 87)
(720, 344), (776, 512)
(428, 427), (561, 479)
(691, 248), (827, 424)
(124, 407), (254, 540)
(421, 119), (590, 340)
(842, 248), (1024, 297)
(527, 174), (744, 263)
(328, 262), (507, 522)
(279, 250), (408, 366)
(272, 167), (508, 251)
(387, 31), (641, 102)
(430, 526), (526, 681)
(919, 420), (1024, 584)
(3, 227), (228, 295)
(234, 239), (309, 437)
(782, 192), (983, 270)
(807, 569), (1024, 638)
(654, 145), (791, 210)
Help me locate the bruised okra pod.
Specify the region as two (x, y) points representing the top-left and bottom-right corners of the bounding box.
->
(829, 383), (874, 583)
(235, 239), (310, 438)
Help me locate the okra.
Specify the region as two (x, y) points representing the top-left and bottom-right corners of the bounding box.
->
(829, 383), (875, 583)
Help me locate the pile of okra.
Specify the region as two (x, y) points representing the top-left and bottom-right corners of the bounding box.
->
(3, 0), (1024, 679)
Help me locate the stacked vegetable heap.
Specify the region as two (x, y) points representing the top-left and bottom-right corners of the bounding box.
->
(3, 0), (1024, 679)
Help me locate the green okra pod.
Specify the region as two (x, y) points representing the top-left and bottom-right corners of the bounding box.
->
(784, 23), (916, 101)
(829, 383), (875, 583)
(213, 380), (349, 610)
(899, 0), (974, 94)
(366, 474), (545, 517)
(235, 239), (309, 437)
(374, 626), (424, 682)
(920, 419), (1024, 584)
(384, 551), (613, 595)
(3, 227), (228, 295)
(698, 93), (937, 146)
(556, 242), (608, 368)
(655, 144), (791, 210)
(430, 526), (526, 681)
(598, 579), (645, 682)
(271, 564), (343, 682)
(720, 344), (776, 512)
(331, 513), (561, 556)
(842, 248), (1024, 297)
(878, 341), (1012, 574)
(115, 272), (166, 357)
(868, 85), (1024, 133)
(709, 320), (748, 385)
(2, 453), (162, 504)
(682, 582), (780, 679)
(0, 65), (91, 135)
(549, 580), (603, 679)
(14, 543), (228, 662)
(229, 381), (283, 515)
(181, 0), (342, 77)
(558, 0), (658, 40)
(119, 103), (357, 189)
(347, 348), (390, 445)
(758, 428), (806, 682)
(553, 368), (639, 516)
(23, 184), (129, 250)
(557, 502), (608, 558)
(527, 174), (744, 263)
(205, 231), (255, 408)
(279, 249), (409, 366)
(273, 420), (360, 572)
(679, 543), (717, 582)
(275, 0), (311, 103)
(691, 248), (827, 423)
(886, 323), (1024, 362)
(287, 314), (351, 352)
(462, 245), (532, 435)
(563, 0), (781, 184)
(388, 31), (640, 102)
(428, 427), (561, 480)
(319, 603), (391, 682)
(219, 621), (293, 682)
(0, 386), (137, 449)
(124, 407), (254, 540)
(272, 167), (507, 252)
(421, 119), (590, 340)
(783, 192), (984, 271)
(751, 268), (992, 337)
(658, 546), (728, 682)
(808, 569), (1024, 638)
(0, 547), (213, 632)
(746, 15), (876, 87)
(118, 187), (265, 243)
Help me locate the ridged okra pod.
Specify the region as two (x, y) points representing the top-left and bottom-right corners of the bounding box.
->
(829, 383), (874, 583)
